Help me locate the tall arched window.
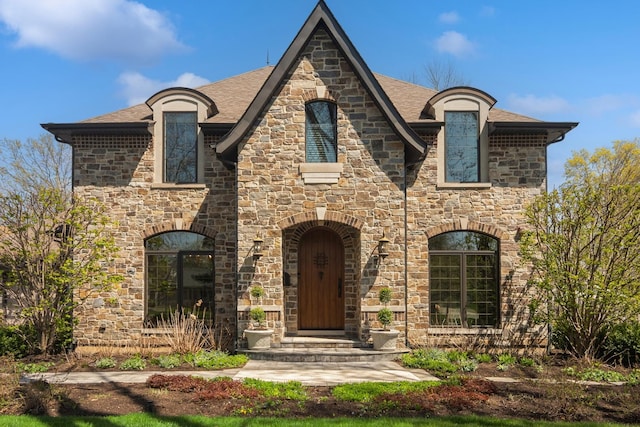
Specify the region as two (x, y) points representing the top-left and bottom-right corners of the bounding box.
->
(145, 231), (214, 325)
(305, 100), (337, 163)
(429, 231), (499, 327)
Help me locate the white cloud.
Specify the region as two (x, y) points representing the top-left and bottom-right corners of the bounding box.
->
(434, 31), (475, 57)
(507, 94), (571, 116)
(438, 11), (460, 24)
(118, 72), (209, 106)
(0, 0), (186, 65)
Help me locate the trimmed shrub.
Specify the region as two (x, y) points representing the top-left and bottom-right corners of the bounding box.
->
(0, 325), (37, 357)
(601, 321), (640, 366)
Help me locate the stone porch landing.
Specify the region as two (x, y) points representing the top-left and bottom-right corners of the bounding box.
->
(239, 336), (408, 362)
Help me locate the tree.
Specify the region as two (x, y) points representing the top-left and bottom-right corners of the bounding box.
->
(0, 134), (71, 195)
(425, 59), (469, 91)
(0, 187), (122, 354)
(521, 140), (640, 360)
(0, 136), (121, 354)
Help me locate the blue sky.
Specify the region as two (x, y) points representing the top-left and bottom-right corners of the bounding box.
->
(1, 0), (639, 187)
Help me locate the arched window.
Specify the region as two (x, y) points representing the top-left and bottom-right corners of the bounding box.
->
(429, 231), (499, 327)
(305, 100), (337, 163)
(145, 231), (214, 325)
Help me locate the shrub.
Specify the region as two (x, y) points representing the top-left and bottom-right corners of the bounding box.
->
(519, 357), (537, 367)
(183, 350), (248, 369)
(401, 349), (458, 377)
(496, 353), (516, 371)
(95, 357), (117, 369)
(377, 308), (393, 329)
(250, 286), (265, 301)
(249, 307), (266, 328)
(601, 320), (640, 366)
(152, 354), (183, 369)
(120, 354), (146, 370)
(17, 362), (53, 373)
(0, 325), (37, 357)
(474, 353), (492, 364)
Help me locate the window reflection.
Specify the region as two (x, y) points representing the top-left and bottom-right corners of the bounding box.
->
(145, 232), (214, 326)
(306, 101), (337, 163)
(164, 112), (197, 183)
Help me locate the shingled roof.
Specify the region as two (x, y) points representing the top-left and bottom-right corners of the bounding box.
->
(42, 1), (577, 155)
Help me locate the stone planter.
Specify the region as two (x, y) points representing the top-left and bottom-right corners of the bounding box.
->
(245, 329), (273, 350)
(371, 329), (399, 351)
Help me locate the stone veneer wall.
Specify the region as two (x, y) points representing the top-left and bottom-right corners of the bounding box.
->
(67, 33), (551, 352)
(405, 134), (549, 349)
(235, 30), (408, 345)
(70, 133), (237, 347)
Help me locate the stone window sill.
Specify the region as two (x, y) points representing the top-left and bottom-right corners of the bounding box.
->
(426, 327), (502, 335)
(151, 183), (207, 190)
(299, 163), (343, 184)
(436, 182), (491, 190)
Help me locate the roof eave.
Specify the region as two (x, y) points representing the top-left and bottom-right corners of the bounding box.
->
(41, 122), (153, 145)
(489, 121), (579, 145)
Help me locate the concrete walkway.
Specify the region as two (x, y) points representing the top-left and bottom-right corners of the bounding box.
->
(21, 360), (439, 387)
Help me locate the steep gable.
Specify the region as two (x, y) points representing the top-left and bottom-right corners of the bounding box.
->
(215, 0), (426, 163)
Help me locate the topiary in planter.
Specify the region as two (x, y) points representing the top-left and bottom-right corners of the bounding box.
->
(377, 307), (393, 331)
(250, 286), (265, 302)
(249, 307), (267, 329)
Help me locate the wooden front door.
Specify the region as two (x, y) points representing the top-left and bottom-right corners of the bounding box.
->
(298, 228), (344, 330)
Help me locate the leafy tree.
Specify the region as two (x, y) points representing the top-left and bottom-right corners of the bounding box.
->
(0, 187), (122, 354)
(0, 134), (71, 195)
(0, 135), (121, 354)
(521, 140), (640, 360)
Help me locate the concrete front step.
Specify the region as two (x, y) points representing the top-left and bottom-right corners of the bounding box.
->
(239, 347), (408, 362)
(239, 336), (408, 362)
(279, 336), (366, 349)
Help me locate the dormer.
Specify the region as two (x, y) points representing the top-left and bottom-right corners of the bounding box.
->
(146, 88), (217, 187)
(424, 87), (496, 188)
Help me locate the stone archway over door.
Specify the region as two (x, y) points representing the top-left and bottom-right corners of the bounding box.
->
(298, 227), (344, 330)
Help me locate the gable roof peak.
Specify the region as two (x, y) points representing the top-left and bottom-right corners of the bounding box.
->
(216, 0), (427, 163)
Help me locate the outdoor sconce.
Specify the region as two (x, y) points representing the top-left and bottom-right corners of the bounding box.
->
(253, 235), (264, 260)
(377, 232), (390, 262)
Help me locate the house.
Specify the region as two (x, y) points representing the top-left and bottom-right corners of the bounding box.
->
(42, 1), (577, 352)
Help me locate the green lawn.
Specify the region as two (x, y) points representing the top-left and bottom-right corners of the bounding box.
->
(0, 415), (628, 427)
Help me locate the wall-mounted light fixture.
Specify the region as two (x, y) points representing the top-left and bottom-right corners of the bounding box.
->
(253, 235), (264, 260)
(377, 232), (390, 262)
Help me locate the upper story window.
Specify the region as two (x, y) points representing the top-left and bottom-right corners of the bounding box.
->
(424, 87), (496, 188)
(445, 111), (479, 183)
(146, 88), (217, 187)
(305, 101), (337, 163)
(164, 112), (197, 183)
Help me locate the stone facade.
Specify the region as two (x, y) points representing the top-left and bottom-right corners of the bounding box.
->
(46, 3), (574, 352)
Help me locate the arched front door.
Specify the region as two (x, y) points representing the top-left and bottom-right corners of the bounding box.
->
(298, 227), (344, 330)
